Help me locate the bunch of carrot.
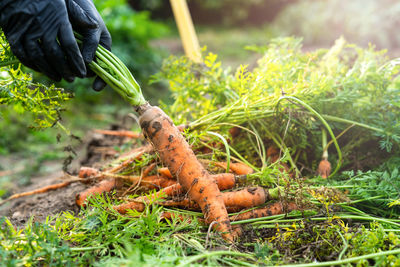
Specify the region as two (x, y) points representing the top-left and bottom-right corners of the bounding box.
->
(73, 133), (298, 241)
(2, 34), (298, 241)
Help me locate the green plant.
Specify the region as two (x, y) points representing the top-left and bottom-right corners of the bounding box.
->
(154, 37), (400, 174)
(0, 217), (75, 266)
(330, 168), (400, 218)
(0, 32), (73, 131)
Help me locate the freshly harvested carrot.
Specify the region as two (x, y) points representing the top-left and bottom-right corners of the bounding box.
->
(160, 187), (280, 212)
(107, 145), (153, 174)
(229, 127), (241, 138)
(141, 175), (177, 189)
(94, 129), (142, 139)
(113, 173), (244, 214)
(223, 187), (268, 211)
(79, 167), (100, 178)
(113, 173), (241, 214)
(113, 199), (146, 214)
(142, 162), (156, 177)
(138, 104), (233, 241)
(0, 181), (74, 205)
(229, 202), (298, 222)
(160, 211), (191, 223)
(157, 167), (173, 179)
(78, 166), (175, 192)
(0, 170), (14, 177)
(267, 146), (280, 163)
(317, 159), (331, 179)
(214, 162), (254, 175)
(76, 179), (120, 207)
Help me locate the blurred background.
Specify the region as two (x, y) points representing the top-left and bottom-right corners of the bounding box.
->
(1, 0), (399, 194)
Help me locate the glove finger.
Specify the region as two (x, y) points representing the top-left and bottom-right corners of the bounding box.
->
(81, 29), (101, 64)
(24, 37), (61, 81)
(41, 35), (75, 82)
(86, 68), (95, 78)
(58, 23), (86, 78)
(99, 29), (112, 51)
(9, 42), (40, 73)
(66, 0), (98, 29)
(92, 76), (107, 92)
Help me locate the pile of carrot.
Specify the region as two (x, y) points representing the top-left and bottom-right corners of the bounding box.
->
(3, 33), (299, 242)
(0, 123), (298, 242)
(71, 125), (298, 242)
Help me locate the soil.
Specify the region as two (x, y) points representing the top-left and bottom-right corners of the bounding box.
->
(0, 173), (88, 227)
(0, 126), (138, 228)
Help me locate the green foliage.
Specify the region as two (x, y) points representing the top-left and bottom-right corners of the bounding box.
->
(94, 0), (168, 80)
(346, 223), (400, 266)
(0, 32), (73, 130)
(54, 194), (201, 266)
(0, 217), (75, 266)
(267, 219), (400, 265)
(332, 167), (400, 218)
(154, 37), (400, 172)
(273, 0), (400, 49)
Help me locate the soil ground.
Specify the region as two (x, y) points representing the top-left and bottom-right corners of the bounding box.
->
(0, 128), (134, 228)
(0, 173), (88, 227)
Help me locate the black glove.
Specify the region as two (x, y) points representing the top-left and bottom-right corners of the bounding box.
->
(0, 0), (111, 91)
(0, 0), (87, 82)
(66, 0), (112, 91)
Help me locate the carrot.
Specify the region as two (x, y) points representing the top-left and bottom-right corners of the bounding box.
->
(113, 199), (146, 214)
(160, 187), (280, 212)
(267, 146), (280, 163)
(113, 173), (245, 214)
(157, 167), (173, 179)
(79, 167), (100, 178)
(160, 211), (191, 223)
(214, 162), (254, 175)
(94, 129), (142, 139)
(223, 187), (268, 212)
(142, 162), (156, 177)
(141, 175), (177, 190)
(107, 144), (153, 174)
(229, 127), (241, 138)
(76, 178), (120, 207)
(317, 159), (331, 179)
(138, 104), (233, 241)
(229, 202), (298, 222)
(0, 181), (74, 205)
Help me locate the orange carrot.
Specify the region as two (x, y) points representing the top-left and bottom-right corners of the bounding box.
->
(79, 167), (100, 178)
(160, 211), (191, 223)
(160, 187), (278, 212)
(223, 187), (267, 212)
(229, 127), (241, 138)
(76, 179), (120, 207)
(138, 104), (233, 241)
(267, 146), (280, 163)
(317, 159), (331, 179)
(107, 145), (153, 174)
(214, 162), (254, 175)
(142, 162), (156, 177)
(229, 202), (298, 221)
(113, 173), (243, 214)
(141, 175), (177, 189)
(157, 167), (173, 179)
(94, 129), (142, 138)
(0, 181), (74, 205)
(113, 199), (146, 214)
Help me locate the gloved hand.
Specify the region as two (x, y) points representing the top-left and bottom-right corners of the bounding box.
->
(0, 0), (111, 91)
(66, 0), (112, 91)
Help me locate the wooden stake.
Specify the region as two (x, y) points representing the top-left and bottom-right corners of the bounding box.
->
(170, 0), (202, 63)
